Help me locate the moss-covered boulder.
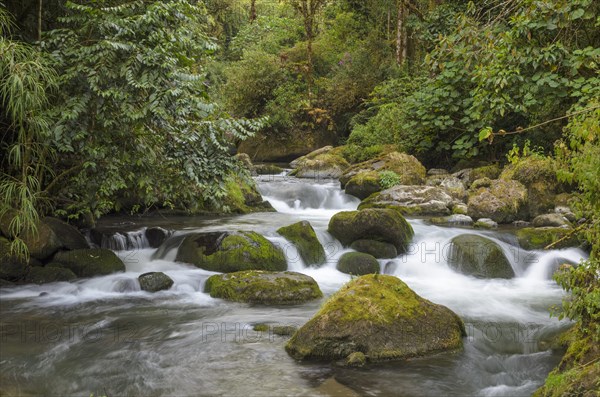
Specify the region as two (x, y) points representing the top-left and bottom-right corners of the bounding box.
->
(253, 164), (284, 175)
(350, 239), (397, 259)
(277, 221), (326, 267)
(176, 231), (287, 273)
(22, 221), (62, 260)
(285, 274), (465, 362)
(516, 227), (580, 250)
(204, 270), (322, 305)
(467, 178), (528, 223)
(234, 153), (253, 170)
(26, 266), (77, 284)
(429, 214), (474, 227)
(500, 157), (562, 219)
(344, 171), (382, 200)
(138, 272), (174, 292)
(0, 237), (29, 281)
(328, 208), (414, 252)
(471, 164), (501, 184)
(223, 175), (274, 213)
(290, 149), (350, 179)
(359, 185), (456, 216)
(337, 252), (380, 275)
(532, 213), (570, 228)
(448, 234), (514, 279)
(42, 217), (89, 250)
(339, 152), (426, 188)
(52, 248), (126, 278)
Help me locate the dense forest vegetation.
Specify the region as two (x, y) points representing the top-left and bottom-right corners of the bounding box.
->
(1, 0), (598, 394)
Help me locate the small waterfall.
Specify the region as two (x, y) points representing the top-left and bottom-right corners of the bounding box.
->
(100, 228), (151, 251)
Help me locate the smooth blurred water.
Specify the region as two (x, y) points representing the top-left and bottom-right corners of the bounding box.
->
(0, 172), (586, 396)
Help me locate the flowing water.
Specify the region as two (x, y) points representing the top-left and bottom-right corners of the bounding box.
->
(0, 173), (588, 396)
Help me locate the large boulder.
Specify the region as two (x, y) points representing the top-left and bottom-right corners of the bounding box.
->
(336, 252), (380, 275)
(0, 237), (29, 281)
(516, 227), (580, 250)
(500, 157), (562, 219)
(204, 270), (322, 305)
(350, 239), (397, 259)
(175, 231), (287, 273)
(138, 272), (174, 292)
(223, 175), (275, 213)
(26, 266), (77, 284)
(290, 147), (350, 179)
(344, 171), (382, 200)
(359, 185), (456, 216)
(52, 248), (126, 278)
(467, 178), (528, 223)
(22, 221), (62, 260)
(285, 274), (465, 362)
(277, 221), (326, 267)
(42, 217), (89, 250)
(328, 209), (414, 252)
(447, 234), (514, 279)
(253, 164), (284, 175)
(339, 152), (426, 188)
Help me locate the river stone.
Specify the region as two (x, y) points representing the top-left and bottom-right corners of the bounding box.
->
(474, 218), (498, 229)
(26, 266), (77, 284)
(339, 152), (426, 188)
(176, 231), (287, 273)
(344, 171), (382, 200)
(145, 227), (170, 248)
(290, 146), (334, 169)
(285, 274), (465, 362)
(350, 239), (397, 259)
(42, 217), (89, 250)
(138, 272), (174, 292)
(429, 214), (473, 227)
(290, 147), (350, 179)
(0, 237), (29, 281)
(532, 213), (570, 228)
(359, 185), (455, 216)
(337, 252), (380, 275)
(21, 221), (62, 260)
(328, 208), (414, 252)
(204, 270), (323, 305)
(448, 234), (514, 279)
(427, 168), (449, 176)
(554, 206), (576, 223)
(53, 248), (126, 278)
(277, 221), (326, 267)
(516, 227), (580, 250)
(467, 178), (528, 223)
(253, 164), (284, 175)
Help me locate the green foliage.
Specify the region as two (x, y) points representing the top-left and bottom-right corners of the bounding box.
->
(506, 140), (545, 165)
(0, 9), (58, 260)
(378, 171), (402, 190)
(43, 0), (262, 218)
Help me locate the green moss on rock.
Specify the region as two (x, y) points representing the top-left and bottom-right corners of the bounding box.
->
(448, 234), (514, 279)
(138, 272), (174, 292)
(467, 178), (528, 223)
(291, 153), (350, 179)
(277, 221), (326, 267)
(176, 231), (287, 273)
(285, 274), (465, 362)
(223, 175), (274, 214)
(53, 248), (126, 278)
(344, 171), (382, 200)
(204, 270), (323, 305)
(339, 152), (426, 188)
(337, 252), (380, 275)
(516, 227), (580, 250)
(328, 208), (414, 252)
(350, 239), (398, 259)
(26, 266), (77, 284)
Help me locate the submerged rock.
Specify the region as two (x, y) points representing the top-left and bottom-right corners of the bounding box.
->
(176, 231), (287, 273)
(336, 252), (380, 275)
(204, 270), (322, 305)
(328, 208), (414, 252)
(350, 239), (397, 259)
(285, 274), (465, 362)
(138, 272), (174, 292)
(448, 234), (514, 279)
(52, 248), (126, 278)
(277, 221), (326, 267)
(516, 227), (580, 250)
(359, 185), (456, 216)
(467, 178), (528, 223)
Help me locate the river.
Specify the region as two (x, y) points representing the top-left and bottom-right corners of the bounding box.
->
(0, 172), (587, 396)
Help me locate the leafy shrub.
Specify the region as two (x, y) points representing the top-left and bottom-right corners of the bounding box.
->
(378, 171), (402, 190)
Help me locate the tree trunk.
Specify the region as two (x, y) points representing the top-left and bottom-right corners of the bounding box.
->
(396, 1), (405, 65)
(38, 0), (43, 41)
(250, 0), (257, 23)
